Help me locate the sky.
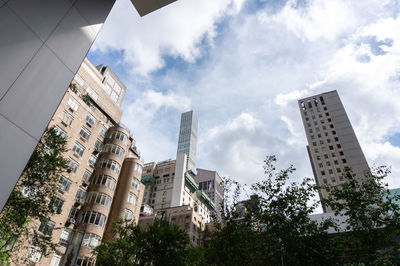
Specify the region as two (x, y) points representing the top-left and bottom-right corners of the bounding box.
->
(87, 0), (400, 207)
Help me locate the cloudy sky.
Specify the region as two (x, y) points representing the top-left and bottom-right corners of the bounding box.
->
(88, 0), (400, 205)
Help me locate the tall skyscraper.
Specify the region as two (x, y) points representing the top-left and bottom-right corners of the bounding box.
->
(15, 58), (145, 266)
(176, 110), (198, 173)
(298, 90), (369, 213)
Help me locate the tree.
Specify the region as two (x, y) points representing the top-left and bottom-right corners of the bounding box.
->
(95, 219), (190, 266)
(205, 156), (336, 265)
(0, 127), (68, 264)
(322, 166), (400, 263)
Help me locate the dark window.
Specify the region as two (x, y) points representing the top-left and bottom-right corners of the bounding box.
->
(325, 112), (329, 116)
(330, 124), (334, 129)
(329, 146), (334, 150)
(323, 107), (327, 111)
(332, 131), (336, 135)
(324, 154), (329, 159)
(328, 169), (333, 174)
(334, 137), (339, 141)
(337, 144), (341, 148)
(342, 159), (347, 163)
(321, 170), (325, 176)
(319, 96), (325, 105)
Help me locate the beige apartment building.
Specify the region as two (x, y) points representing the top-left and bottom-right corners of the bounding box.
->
(141, 157), (214, 224)
(139, 205), (208, 246)
(298, 90), (370, 212)
(16, 58), (144, 266)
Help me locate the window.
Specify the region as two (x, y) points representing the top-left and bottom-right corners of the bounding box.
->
(76, 257), (94, 266)
(163, 191), (167, 196)
(326, 161), (331, 166)
(318, 163), (323, 168)
(27, 246), (42, 263)
(325, 112), (330, 116)
(331, 177), (336, 183)
(329, 145), (334, 150)
(324, 154), (328, 159)
(86, 192), (112, 208)
(67, 97), (80, 112)
(74, 73), (85, 86)
(331, 153), (336, 158)
(82, 170), (92, 184)
(86, 86), (98, 101)
(89, 154), (97, 168)
(342, 159), (347, 163)
(60, 229), (71, 243)
(135, 164), (143, 174)
(317, 134), (321, 138)
(328, 169), (333, 174)
(50, 254), (62, 266)
(131, 178), (139, 189)
(100, 126), (107, 138)
(92, 174), (116, 190)
(162, 197), (166, 203)
(316, 155), (321, 160)
(321, 170), (325, 176)
(62, 111), (74, 127)
(38, 220), (55, 236)
(106, 130), (128, 145)
(68, 206), (79, 221)
(330, 124), (334, 129)
(327, 138), (331, 143)
(82, 233), (101, 248)
(86, 113), (96, 127)
(337, 168), (342, 173)
(334, 137), (339, 142)
(97, 159), (121, 174)
(323, 178), (328, 184)
(75, 188), (86, 201)
(50, 197), (64, 213)
(123, 209), (133, 221)
(311, 135), (315, 139)
(79, 127), (91, 141)
(337, 144), (342, 148)
(82, 211), (106, 227)
(53, 126), (67, 139)
(334, 160), (339, 165)
(312, 142), (317, 146)
(103, 144), (125, 158)
(339, 151), (344, 156)
(59, 176), (71, 192)
(72, 142), (85, 157)
(128, 192), (137, 206)
(94, 139), (102, 152)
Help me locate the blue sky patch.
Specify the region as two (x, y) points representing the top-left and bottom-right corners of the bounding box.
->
(389, 133), (400, 147)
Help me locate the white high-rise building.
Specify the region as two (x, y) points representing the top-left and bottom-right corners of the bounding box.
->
(176, 110), (198, 173)
(298, 90), (369, 213)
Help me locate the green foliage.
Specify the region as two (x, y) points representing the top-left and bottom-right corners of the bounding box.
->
(95, 219), (190, 266)
(82, 94), (92, 106)
(0, 127), (68, 264)
(69, 83), (78, 93)
(322, 166), (400, 263)
(96, 156), (400, 265)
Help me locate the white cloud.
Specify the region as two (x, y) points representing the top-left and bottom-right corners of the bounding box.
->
(94, 0), (400, 204)
(92, 0), (245, 75)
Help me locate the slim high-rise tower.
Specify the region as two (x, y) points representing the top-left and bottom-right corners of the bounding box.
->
(176, 111), (198, 173)
(298, 90), (369, 212)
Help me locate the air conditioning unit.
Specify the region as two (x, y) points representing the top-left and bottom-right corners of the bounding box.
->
(82, 180), (89, 187)
(69, 218), (76, 224)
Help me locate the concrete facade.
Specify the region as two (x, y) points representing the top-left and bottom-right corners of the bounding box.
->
(298, 90), (370, 212)
(0, 0), (178, 212)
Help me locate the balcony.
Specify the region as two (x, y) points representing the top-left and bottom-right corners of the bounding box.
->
(141, 175), (154, 186)
(185, 172), (198, 193)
